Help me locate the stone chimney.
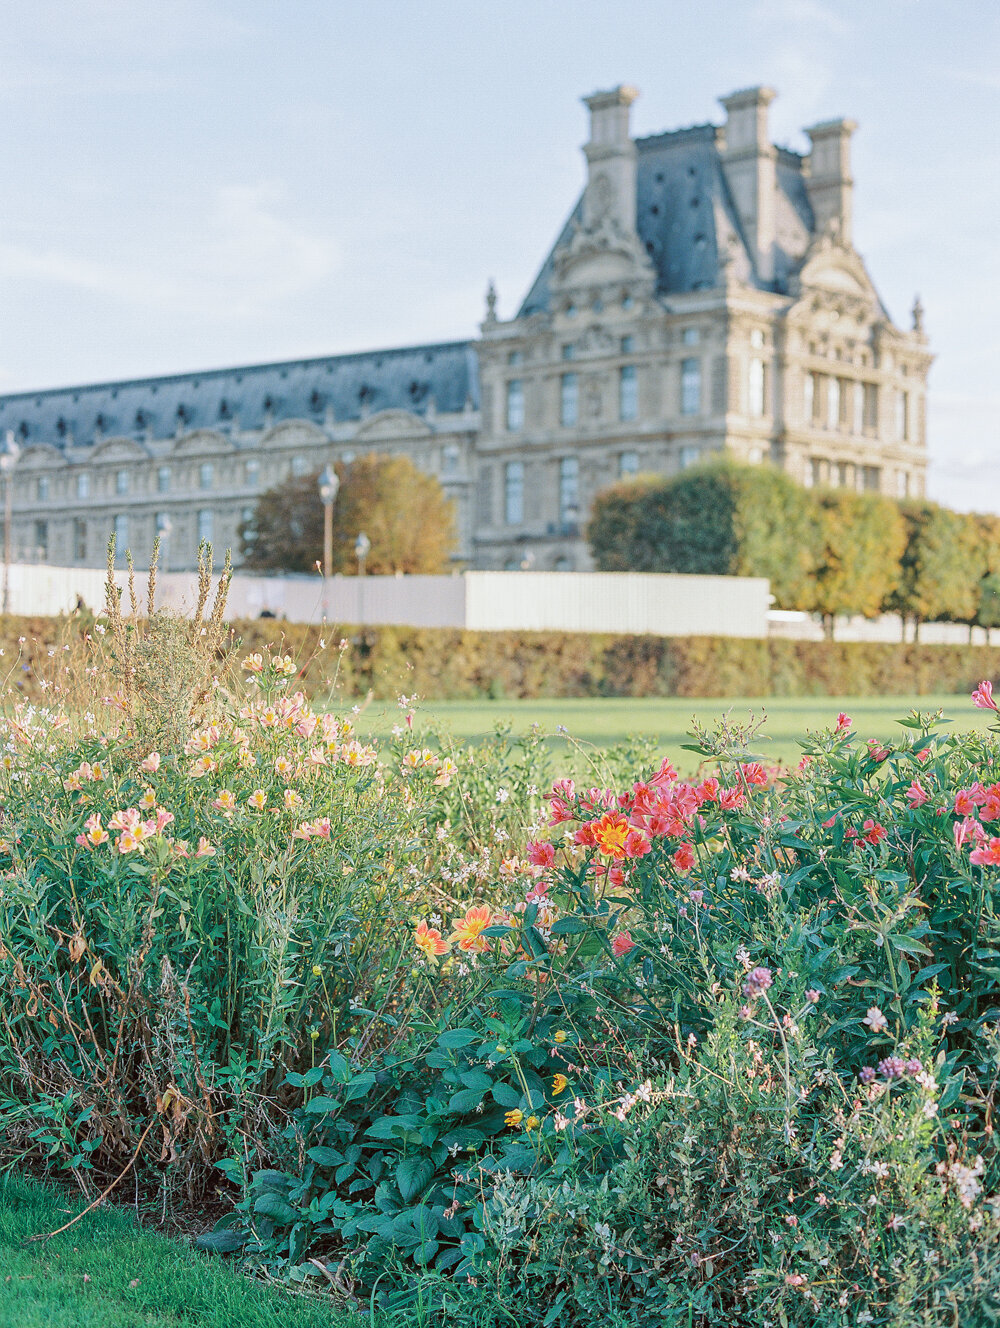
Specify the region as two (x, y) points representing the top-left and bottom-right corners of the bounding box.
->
(719, 86), (777, 282)
(804, 118), (858, 244)
(581, 85), (640, 234)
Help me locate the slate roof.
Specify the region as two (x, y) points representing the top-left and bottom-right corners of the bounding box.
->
(0, 341), (480, 452)
(519, 124), (817, 316)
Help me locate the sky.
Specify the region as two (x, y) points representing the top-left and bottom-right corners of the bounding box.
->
(1, 0), (997, 509)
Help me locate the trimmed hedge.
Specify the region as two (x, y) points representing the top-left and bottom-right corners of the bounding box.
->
(5, 614), (999, 702)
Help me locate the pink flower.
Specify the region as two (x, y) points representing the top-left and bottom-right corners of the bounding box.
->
(672, 841), (695, 873)
(906, 780), (929, 809)
(954, 784), (986, 816)
(740, 762), (768, 787)
(649, 758), (677, 790)
(623, 829), (651, 859)
(140, 751), (161, 774)
(862, 819), (887, 845)
(970, 836), (1000, 866)
(611, 931), (636, 958)
(155, 808), (175, 833)
(954, 816), (986, 851)
(743, 966), (773, 999)
(836, 712), (851, 732)
(526, 840), (555, 868)
(972, 680), (997, 711)
(867, 740), (890, 763)
(195, 836), (217, 858)
(718, 786), (745, 811)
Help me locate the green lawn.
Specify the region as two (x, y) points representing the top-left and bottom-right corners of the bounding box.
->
(0, 1174), (359, 1328)
(357, 693), (994, 769)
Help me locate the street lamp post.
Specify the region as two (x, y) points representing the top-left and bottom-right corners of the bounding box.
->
(355, 530), (371, 626)
(317, 465), (340, 579)
(1, 431), (21, 616)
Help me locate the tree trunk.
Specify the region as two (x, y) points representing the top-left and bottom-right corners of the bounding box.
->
(822, 613), (835, 641)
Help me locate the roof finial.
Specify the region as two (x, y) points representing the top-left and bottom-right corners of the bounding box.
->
(484, 279), (498, 324)
(911, 294), (925, 335)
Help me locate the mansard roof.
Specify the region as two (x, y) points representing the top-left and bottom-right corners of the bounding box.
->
(0, 340), (480, 452)
(519, 123), (816, 316)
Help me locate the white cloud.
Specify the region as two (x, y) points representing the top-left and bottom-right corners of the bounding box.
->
(750, 0), (850, 35)
(0, 183), (338, 319)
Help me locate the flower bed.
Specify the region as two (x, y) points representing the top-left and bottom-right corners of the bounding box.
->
(0, 573), (998, 1325)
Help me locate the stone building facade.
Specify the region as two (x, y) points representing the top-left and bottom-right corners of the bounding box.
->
(0, 84), (931, 573)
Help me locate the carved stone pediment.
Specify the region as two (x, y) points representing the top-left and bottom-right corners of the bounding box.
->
(258, 420), (327, 449)
(169, 429), (234, 457)
(17, 442), (67, 468)
(790, 229), (878, 308)
(354, 409), (433, 441)
(551, 214), (656, 292)
(91, 436), (153, 462)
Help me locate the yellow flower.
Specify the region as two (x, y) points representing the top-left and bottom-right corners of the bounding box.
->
(90, 761), (107, 782)
(212, 790), (237, 813)
(274, 754), (293, 777)
(311, 964), (322, 977)
(449, 904), (493, 954)
(525, 1115), (540, 1132)
(504, 1109), (523, 1129)
(139, 786), (156, 810)
(552, 1073), (568, 1095)
(283, 788), (303, 812)
(248, 789), (266, 810)
(553, 1029), (568, 1044)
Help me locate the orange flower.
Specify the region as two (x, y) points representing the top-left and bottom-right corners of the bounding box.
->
(414, 920), (449, 964)
(552, 1073), (568, 1095)
(591, 811), (631, 859)
(449, 904), (493, 953)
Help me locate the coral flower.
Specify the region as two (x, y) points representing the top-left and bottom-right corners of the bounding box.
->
(906, 780), (929, 809)
(862, 819), (887, 845)
(140, 751), (161, 774)
(414, 919), (449, 964)
(195, 837), (217, 858)
(970, 836), (1000, 866)
(741, 762), (768, 787)
(449, 904), (493, 953)
(527, 840), (555, 868)
(672, 842), (695, 873)
(592, 812), (631, 859)
(972, 680), (997, 711)
(611, 930), (636, 958)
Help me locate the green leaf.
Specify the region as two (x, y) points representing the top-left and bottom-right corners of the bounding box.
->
(550, 917), (589, 935)
(490, 1081), (522, 1110)
(306, 1146), (343, 1166)
(437, 1028), (478, 1049)
(396, 1156), (434, 1204)
(253, 1192), (299, 1225)
(302, 1095), (341, 1114)
(326, 1050), (350, 1083)
(888, 934), (933, 957)
(449, 1088), (485, 1114)
(195, 1229), (247, 1254)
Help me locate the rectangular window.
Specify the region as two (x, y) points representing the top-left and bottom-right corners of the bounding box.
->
(291, 455), (308, 477)
(113, 514), (128, 551)
(619, 365), (638, 421)
(561, 344), (576, 361)
(77, 472), (90, 499)
(560, 373), (579, 427)
(682, 327), (700, 346)
(199, 462), (214, 490)
(620, 335), (635, 354)
(862, 466), (882, 493)
(116, 468), (129, 496)
(34, 520), (48, 561)
(37, 476), (49, 502)
(896, 391), (909, 441)
(559, 456), (579, 526)
(441, 444), (460, 477)
(73, 518), (87, 562)
(505, 379), (524, 432)
(681, 359), (701, 415)
(804, 458), (820, 488)
(197, 509), (214, 543)
(803, 372), (815, 423)
(864, 383), (879, 433)
(507, 350), (523, 366)
(245, 458), (260, 487)
(157, 465), (171, 493)
(504, 461), (524, 525)
(853, 382), (864, 435)
(748, 358), (765, 417)
(827, 377), (840, 430)
(618, 450), (639, 479)
(896, 470), (910, 499)
(679, 445), (701, 470)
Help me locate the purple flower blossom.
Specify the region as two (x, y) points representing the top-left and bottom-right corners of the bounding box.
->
(743, 966), (773, 999)
(860, 1066), (876, 1084)
(904, 1057), (922, 1075)
(689, 889), (704, 906)
(878, 1056), (906, 1080)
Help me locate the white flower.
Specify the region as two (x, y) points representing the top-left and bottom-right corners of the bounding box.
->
(863, 1006), (888, 1033)
(495, 787), (509, 804)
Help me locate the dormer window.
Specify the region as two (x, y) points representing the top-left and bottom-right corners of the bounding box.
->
(309, 389), (323, 413)
(218, 399), (231, 420)
(56, 417), (68, 438)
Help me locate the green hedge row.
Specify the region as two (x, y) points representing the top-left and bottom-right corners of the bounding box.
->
(5, 614), (998, 702)
(228, 622), (1000, 700)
